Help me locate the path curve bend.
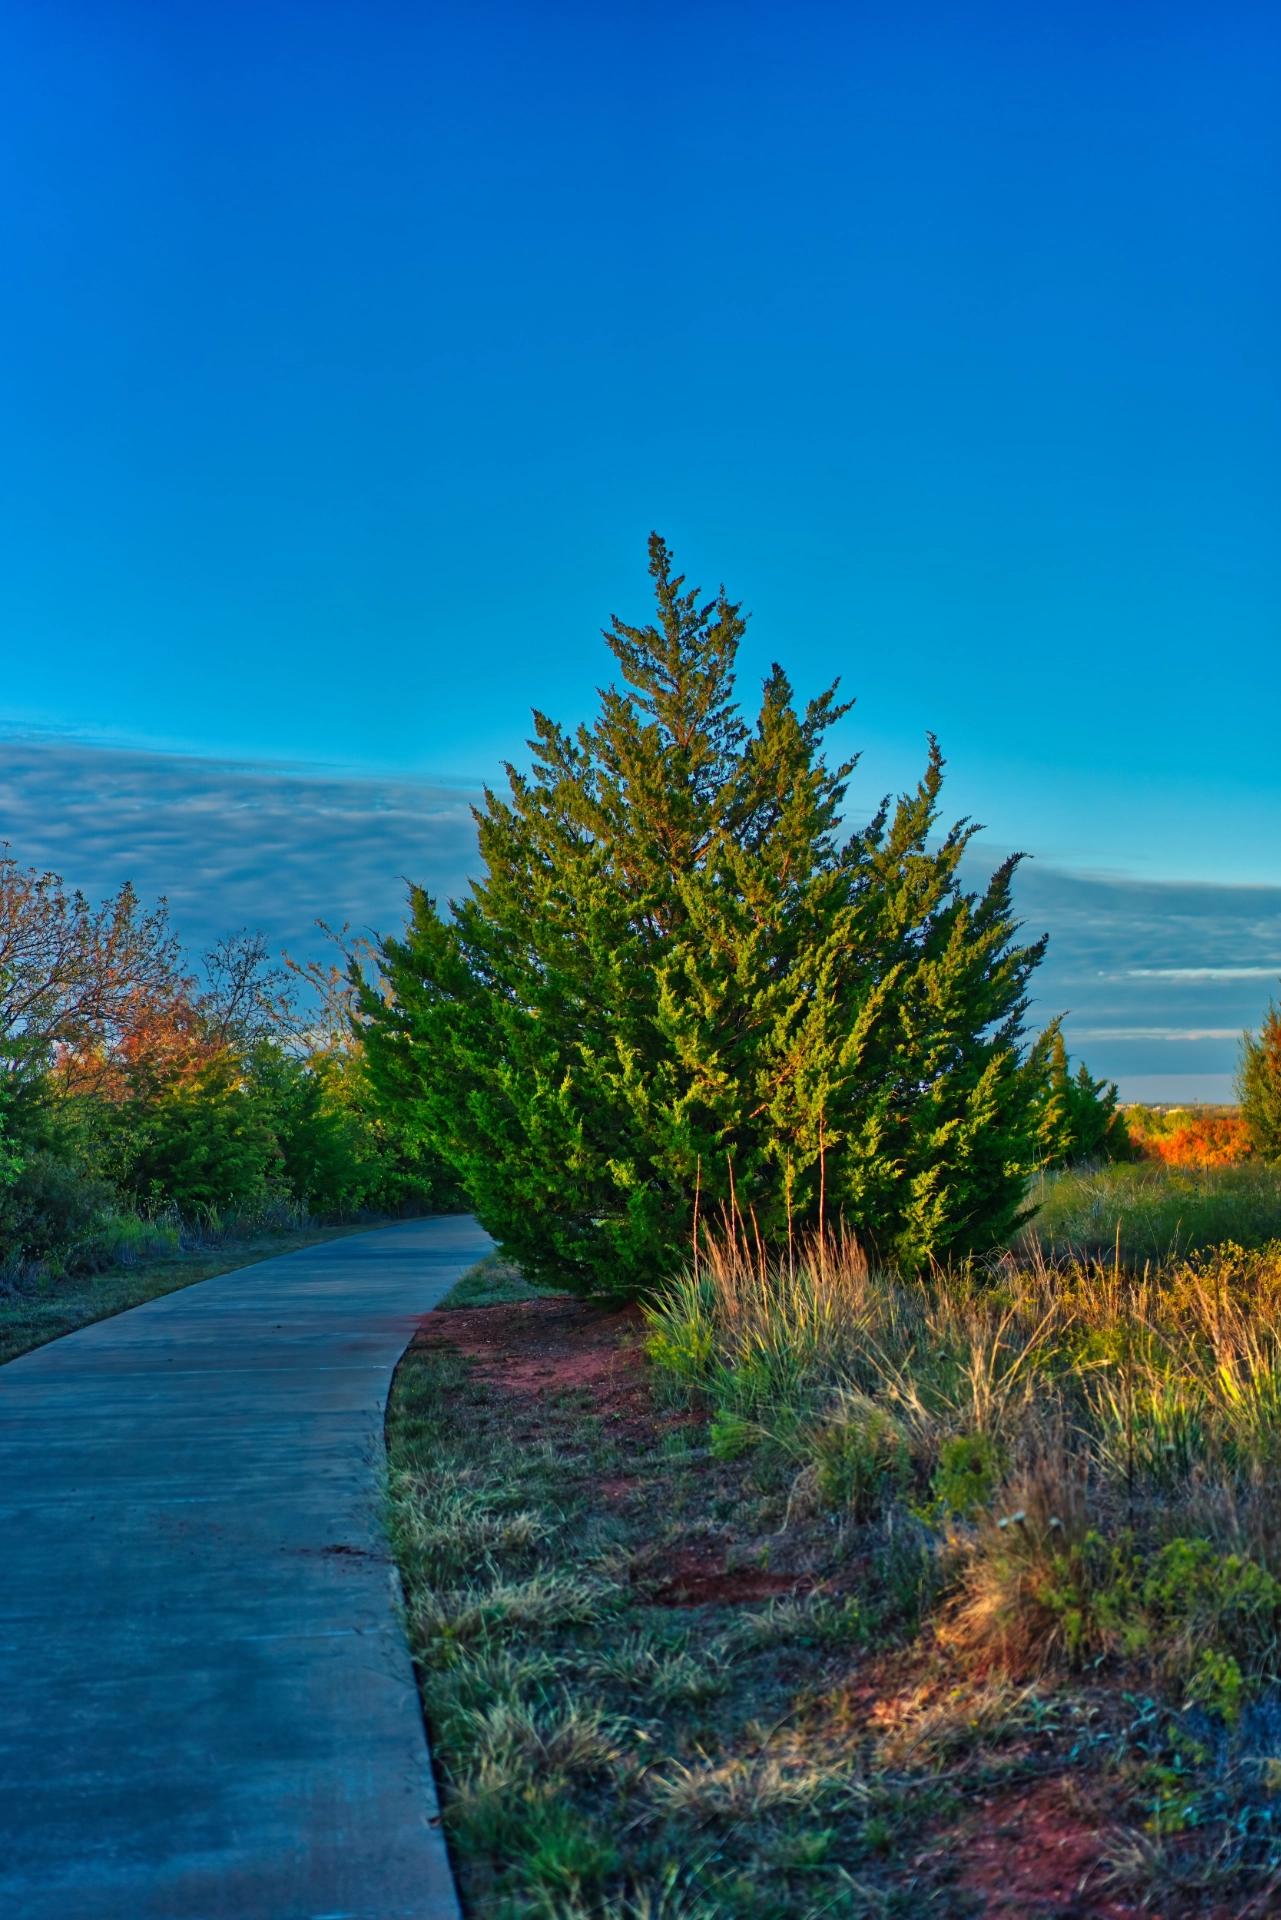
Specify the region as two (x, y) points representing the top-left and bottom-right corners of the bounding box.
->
(0, 1214), (492, 1920)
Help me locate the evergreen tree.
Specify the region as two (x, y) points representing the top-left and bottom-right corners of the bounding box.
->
(248, 1046), (368, 1213)
(362, 536), (1049, 1293)
(1240, 997), (1281, 1163)
(1035, 1030), (1132, 1167)
(121, 1055), (279, 1217)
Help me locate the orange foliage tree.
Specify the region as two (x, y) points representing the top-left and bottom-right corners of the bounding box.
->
(1125, 1106), (1251, 1168)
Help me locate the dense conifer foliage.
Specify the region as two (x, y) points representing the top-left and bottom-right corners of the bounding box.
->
(1241, 998), (1281, 1163)
(1035, 1030), (1133, 1168)
(363, 537), (1051, 1293)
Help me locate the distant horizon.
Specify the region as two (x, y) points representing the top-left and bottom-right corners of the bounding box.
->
(2, 724), (1274, 1106)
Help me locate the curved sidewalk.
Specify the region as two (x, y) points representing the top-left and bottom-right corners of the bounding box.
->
(0, 1214), (492, 1920)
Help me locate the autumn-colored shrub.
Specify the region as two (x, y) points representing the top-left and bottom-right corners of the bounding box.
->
(1149, 1114), (1251, 1167)
(1124, 1106), (1251, 1168)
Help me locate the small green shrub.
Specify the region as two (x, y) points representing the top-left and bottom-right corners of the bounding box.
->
(1185, 1648), (1247, 1724)
(926, 1431), (1004, 1521)
(708, 1408), (757, 1461)
(809, 1394), (911, 1519)
(1141, 1538), (1281, 1687)
(248, 1045), (372, 1212)
(0, 1151), (115, 1268)
(947, 1473), (1144, 1670)
(122, 1067), (281, 1218)
(78, 1211), (181, 1270)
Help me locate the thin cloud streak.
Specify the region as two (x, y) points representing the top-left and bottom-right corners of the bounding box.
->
(2, 734), (1279, 1099)
(0, 734), (480, 962)
(1071, 1028), (1244, 1044)
(1124, 966), (1281, 982)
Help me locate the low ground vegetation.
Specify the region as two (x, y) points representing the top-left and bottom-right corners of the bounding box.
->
(1027, 1159), (1281, 1264)
(390, 1210), (1281, 1916)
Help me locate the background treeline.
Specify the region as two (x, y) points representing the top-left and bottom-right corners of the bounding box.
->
(0, 849), (452, 1286)
(1124, 1103), (1251, 1167)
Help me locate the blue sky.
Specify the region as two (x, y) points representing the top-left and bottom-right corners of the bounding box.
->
(2, 1), (1279, 1096)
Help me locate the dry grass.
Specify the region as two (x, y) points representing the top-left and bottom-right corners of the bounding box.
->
(386, 1309), (982, 1918)
(641, 1224), (1281, 1907)
(391, 1211), (1281, 1916)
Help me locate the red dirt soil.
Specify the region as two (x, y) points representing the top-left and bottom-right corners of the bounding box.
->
(653, 1541), (811, 1607)
(415, 1297), (810, 1614)
(415, 1295), (668, 1450)
(419, 1295), (643, 1388)
(955, 1778), (1145, 1919)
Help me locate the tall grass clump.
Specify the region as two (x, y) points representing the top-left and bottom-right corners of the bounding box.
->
(646, 1221), (1281, 1714)
(648, 1226), (875, 1435)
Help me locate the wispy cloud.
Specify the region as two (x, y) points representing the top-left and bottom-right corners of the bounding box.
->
(976, 857), (1281, 1095)
(0, 734), (480, 961)
(2, 733), (1278, 1099)
(1123, 966), (1281, 982)
(1070, 1028), (1244, 1044)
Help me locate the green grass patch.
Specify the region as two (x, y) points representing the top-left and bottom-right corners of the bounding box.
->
(1025, 1159), (1281, 1265)
(437, 1251), (561, 1311)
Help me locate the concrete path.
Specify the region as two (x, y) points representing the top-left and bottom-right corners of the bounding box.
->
(0, 1215), (492, 1920)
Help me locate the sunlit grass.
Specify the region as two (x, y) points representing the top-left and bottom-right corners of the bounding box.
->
(394, 1164), (1281, 1912)
(1025, 1159), (1281, 1263)
(645, 1225), (1281, 1696)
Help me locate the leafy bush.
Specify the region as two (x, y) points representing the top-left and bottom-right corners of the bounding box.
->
(248, 1047), (370, 1212)
(1125, 1104), (1252, 1167)
(0, 1150), (116, 1267)
(947, 1506), (1143, 1669)
(949, 1527), (1281, 1708)
(927, 1431), (1004, 1520)
(0, 847), (423, 1285)
(1141, 1539), (1281, 1690)
(83, 1212), (181, 1268)
(119, 1059), (279, 1217)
